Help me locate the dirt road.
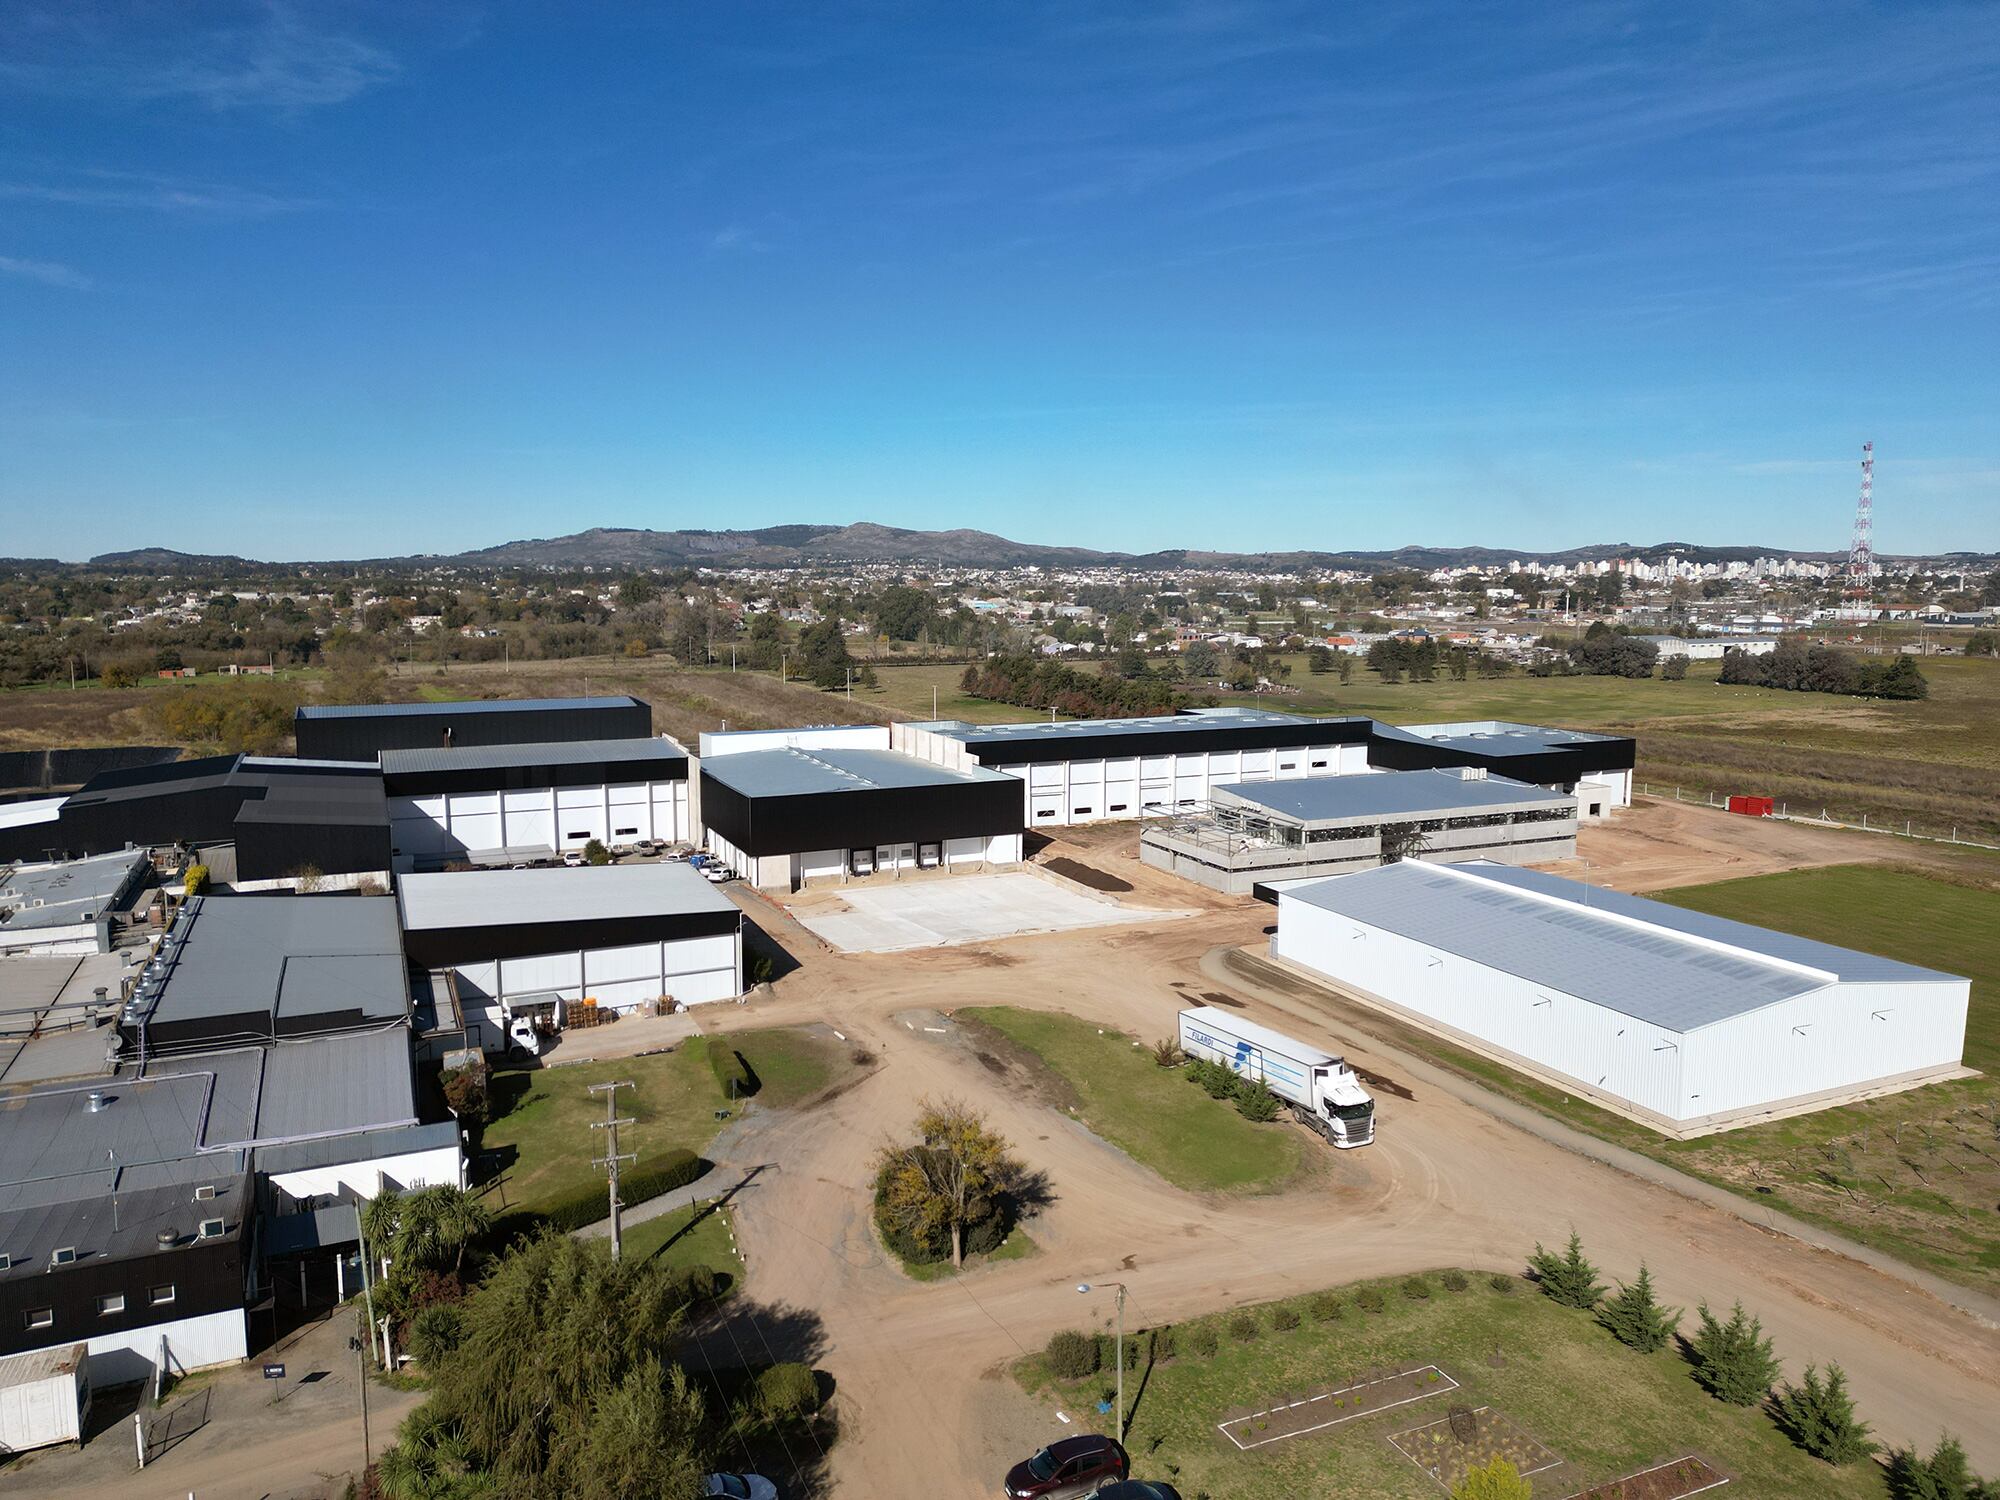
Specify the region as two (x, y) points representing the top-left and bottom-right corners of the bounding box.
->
(683, 881), (2000, 1495)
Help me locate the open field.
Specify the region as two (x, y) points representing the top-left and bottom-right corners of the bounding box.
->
(1016, 1272), (1894, 1499)
(958, 1005), (1303, 1194)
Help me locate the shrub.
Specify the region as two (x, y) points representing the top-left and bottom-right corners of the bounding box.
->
(183, 863), (211, 897)
(1045, 1330), (1098, 1379)
(440, 1066), (489, 1126)
(1310, 1292), (1343, 1322)
(1271, 1305), (1300, 1332)
(755, 1362), (822, 1424)
(1153, 1038), (1185, 1068)
(1148, 1325), (1177, 1363)
(1488, 1273), (1515, 1294)
(710, 1044), (761, 1100)
(1189, 1325), (1220, 1357)
(1441, 1270), (1469, 1293)
(583, 838), (611, 865)
(1187, 1059), (1240, 1101)
(1885, 1435), (1976, 1500)
(1688, 1301), (1781, 1406)
(408, 1303), (465, 1366)
(1356, 1287), (1385, 1314)
(1453, 1457), (1533, 1500)
(1235, 1080), (1282, 1123)
(527, 1150), (708, 1234)
(1097, 1334), (1139, 1372)
(1228, 1311), (1259, 1343)
(1401, 1276), (1431, 1301)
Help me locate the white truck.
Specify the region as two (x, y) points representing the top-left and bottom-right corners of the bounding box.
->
(1177, 1006), (1376, 1148)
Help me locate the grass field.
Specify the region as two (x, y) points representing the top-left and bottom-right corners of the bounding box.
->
(894, 1226), (1040, 1283)
(620, 1200), (744, 1287)
(481, 1027), (849, 1216)
(1016, 1271), (1896, 1499)
(958, 1006), (1303, 1194)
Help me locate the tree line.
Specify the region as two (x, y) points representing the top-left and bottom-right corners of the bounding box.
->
(960, 654), (1207, 718)
(1720, 638), (1929, 700)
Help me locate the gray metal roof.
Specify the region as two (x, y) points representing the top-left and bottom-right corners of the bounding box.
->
(397, 862), (737, 929)
(237, 1029), (417, 1145)
(1376, 720), (1620, 754)
(1213, 770), (1571, 825)
(0, 849), (147, 933)
(700, 746), (1015, 798)
(297, 695), (642, 720)
(139, 895), (406, 1029)
(255, 1120), (459, 1177)
(915, 707), (1361, 746)
(1281, 861), (1961, 1032)
(378, 735), (688, 777)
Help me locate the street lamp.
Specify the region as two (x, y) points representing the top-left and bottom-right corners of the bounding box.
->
(1076, 1281), (1128, 1442)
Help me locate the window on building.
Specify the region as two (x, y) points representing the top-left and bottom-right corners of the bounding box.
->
(1108, 804), (1128, 813)
(24, 1307), (52, 1330)
(150, 1284), (176, 1306)
(1073, 807), (1090, 816)
(615, 826), (638, 837)
(98, 1293), (125, 1316)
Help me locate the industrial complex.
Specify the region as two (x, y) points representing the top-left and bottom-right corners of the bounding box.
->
(0, 687), (1972, 1412)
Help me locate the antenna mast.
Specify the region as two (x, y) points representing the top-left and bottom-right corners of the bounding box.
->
(1844, 441), (1875, 615)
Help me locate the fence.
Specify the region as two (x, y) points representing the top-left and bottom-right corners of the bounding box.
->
(1634, 781), (2000, 853)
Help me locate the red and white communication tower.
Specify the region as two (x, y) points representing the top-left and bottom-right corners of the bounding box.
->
(1843, 441), (1875, 614)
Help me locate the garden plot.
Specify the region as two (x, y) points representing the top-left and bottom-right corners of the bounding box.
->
(1565, 1456), (1729, 1499)
(1388, 1405), (1563, 1492)
(1217, 1365), (1457, 1450)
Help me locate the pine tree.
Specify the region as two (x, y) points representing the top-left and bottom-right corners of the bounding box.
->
(1772, 1363), (1874, 1465)
(1885, 1434), (1975, 1500)
(1527, 1231), (1604, 1310)
(1597, 1263), (1679, 1353)
(1687, 1301), (1781, 1406)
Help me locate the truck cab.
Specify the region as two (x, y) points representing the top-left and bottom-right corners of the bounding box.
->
(1309, 1063), (1376, 1148)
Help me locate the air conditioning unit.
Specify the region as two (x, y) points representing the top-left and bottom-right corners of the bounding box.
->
(193, 1184), (216, 1201)
(197, 1218), (225, 1240)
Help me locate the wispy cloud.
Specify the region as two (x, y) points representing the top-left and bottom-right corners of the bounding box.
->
(1, 1), (400, 115)
(708, 224), (769, 254)
(0, 171), (314, 216)
(0, 255), (90, 290)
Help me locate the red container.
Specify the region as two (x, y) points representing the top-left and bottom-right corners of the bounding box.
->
(1727, 795), (1775, 817)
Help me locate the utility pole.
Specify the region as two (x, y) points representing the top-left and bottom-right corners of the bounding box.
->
(589, 1080), (637, 1261)
(1077, 1281), (1128, 1442)
(354, 1309), (372, 1468)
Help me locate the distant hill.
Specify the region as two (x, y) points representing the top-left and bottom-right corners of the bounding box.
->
(49, 525), (1978, 575)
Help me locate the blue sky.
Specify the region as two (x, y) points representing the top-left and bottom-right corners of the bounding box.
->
(3, 2), (1996, 562)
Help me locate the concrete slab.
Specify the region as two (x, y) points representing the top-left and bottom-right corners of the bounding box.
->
(791, 872), (1193, 953)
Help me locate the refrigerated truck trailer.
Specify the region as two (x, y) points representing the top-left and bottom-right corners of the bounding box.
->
(1177, 1006), (1376, 1148)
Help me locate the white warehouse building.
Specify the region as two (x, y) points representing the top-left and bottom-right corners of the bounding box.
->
(1272, 861), (1970, 1136)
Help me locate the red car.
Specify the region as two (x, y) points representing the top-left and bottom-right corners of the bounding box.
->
(1003, 1434), (1129, 1498)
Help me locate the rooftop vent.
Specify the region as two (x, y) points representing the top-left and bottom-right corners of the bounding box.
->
(156, 1229), (176, 1249)
(197, 1218), (225, 1240)
(84, 1091), (108, 1113)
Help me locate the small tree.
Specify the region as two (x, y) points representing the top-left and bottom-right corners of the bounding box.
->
(876, 1097), (1025, 1266)
(1661, 653), (1690, 681)
(1044, 1329), (1098, 1379)
(1527, 1231), (1604, 1310)
(183, 862), (211, 898)
(1598, 1263), (1679, 1352)
(1152, 1038), (1185, 1068)
(584, 838), (612, 866)
(1454, 1458), (1533, 1500)
(1687, 1301), (1780, 1406)
(1772, 1362), (1874, 1465)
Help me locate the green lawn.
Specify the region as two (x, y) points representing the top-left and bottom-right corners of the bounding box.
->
(1018, 1273), (1894, 1500)
(621, 1200), (744, 1288)
(481, 1028), (849, 1217)
(896, 1227), (1041, 1283)
(958, 1007), (1303, 1194)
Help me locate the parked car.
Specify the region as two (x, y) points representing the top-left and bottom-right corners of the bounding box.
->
(1091, 1483), (1182, 1500)
(1004, 1434), (1128, 1498)
(634, 838), (665, 856)
(561, 849), (587, 868)
(702, 1476), (777, 1500)
(701, 863), (735, 884)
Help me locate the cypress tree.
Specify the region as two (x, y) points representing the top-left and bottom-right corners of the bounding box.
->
(1885, 1434), (1976, 1500)
(1527, 1231), (1604, 1310)
(1687, 1301), (1781, 1406)
(1597, 1263), (1679, 1353)
(1772, 1363), (1874, 1465)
